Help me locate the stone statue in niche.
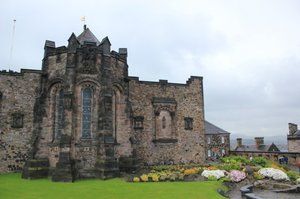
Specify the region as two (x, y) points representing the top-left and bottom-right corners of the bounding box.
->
(78, 48), (97, 74)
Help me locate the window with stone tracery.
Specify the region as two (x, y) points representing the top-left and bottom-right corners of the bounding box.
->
(54, 89), (64, 138)
(82, 87), (92, 138)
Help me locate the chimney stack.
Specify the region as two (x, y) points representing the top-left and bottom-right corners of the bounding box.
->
(236, 138), (242, 148)
(255, 137), (264, 149)
(288, 123), (298, 135)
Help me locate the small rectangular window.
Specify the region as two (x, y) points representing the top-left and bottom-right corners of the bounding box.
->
(11, 113), (24, 128)
(221, 136), (225, 144)
(207, 149), (211, 157)
(134, 116), (144, 130)
(184, 117), (193, 130)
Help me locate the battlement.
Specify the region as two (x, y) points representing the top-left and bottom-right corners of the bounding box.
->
(0, 69), (42, 76)
(128, 75), (203, 86)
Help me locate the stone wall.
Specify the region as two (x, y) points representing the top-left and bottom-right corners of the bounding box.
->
(229, 151), (300, 165)
(129, 76), (206, 165)
(288, 137), (300, 153)
(206, 134), (230, 158)
(0, 69), (41, 173)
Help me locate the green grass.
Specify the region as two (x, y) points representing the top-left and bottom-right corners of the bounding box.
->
(0, 173), (226, 199)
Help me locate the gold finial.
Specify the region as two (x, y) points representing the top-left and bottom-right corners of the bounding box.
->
(80, 16), (86, 30)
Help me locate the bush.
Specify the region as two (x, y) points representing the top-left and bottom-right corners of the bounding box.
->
(287, 171), (300, 182)
(133, 177), (140, 182)
(228, 170), (246, 182)
(201, 170), (225, 180)
(140, 174), (148, 182)
(221, 156), (250, 164)
(151, 174), (160, 182)
(253, 172), (264, 180)
(251, 157), (268, 167)
(207, 176), (218, 181)
(258, 168), (289, 181)
(217, 163), (240, 171)
(184, 168), (198, 175)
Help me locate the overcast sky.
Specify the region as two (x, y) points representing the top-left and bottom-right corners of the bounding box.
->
(1, 0), (300, 138)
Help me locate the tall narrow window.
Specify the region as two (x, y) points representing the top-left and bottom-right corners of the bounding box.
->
(54, 89), (64, 138)
(162, 116), (166, 129)
(82, 87), (92, 138)
(221, 136), (225, 144)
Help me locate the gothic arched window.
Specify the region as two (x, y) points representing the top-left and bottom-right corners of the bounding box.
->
(82, 87), (92, 138)
(54, 89), (64, 139)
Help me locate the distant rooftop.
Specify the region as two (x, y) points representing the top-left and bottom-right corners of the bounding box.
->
(204, 120), (230, 135)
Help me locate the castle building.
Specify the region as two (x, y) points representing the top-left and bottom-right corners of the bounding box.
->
(0, 26), (209, 181)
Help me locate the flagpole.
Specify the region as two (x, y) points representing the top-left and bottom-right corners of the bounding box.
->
(9, 19), (16, 68)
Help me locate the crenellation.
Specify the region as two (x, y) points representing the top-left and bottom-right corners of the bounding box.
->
(0, 26), (226, 182)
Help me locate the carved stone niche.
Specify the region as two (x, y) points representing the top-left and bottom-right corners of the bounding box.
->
(152, 97), (177, 144)
(78, 48), (98, 74)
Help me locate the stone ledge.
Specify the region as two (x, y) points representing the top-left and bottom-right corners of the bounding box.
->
(152, 138), (178, 144)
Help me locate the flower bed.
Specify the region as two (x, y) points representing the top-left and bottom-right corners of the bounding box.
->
(258, 168), (289, 181)
(228, 170), (246, 182)
(201, 170), (225, 180)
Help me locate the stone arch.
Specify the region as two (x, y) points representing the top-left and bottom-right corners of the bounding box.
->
(48, 82), (64, 142)
(75, 81), (100, 141)
(157, 110), (172, 139)
(112, 84), (125, 142)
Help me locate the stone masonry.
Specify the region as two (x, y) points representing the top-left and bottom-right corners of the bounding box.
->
(0, 70), (41, 173)
(1, 26), (208, 181)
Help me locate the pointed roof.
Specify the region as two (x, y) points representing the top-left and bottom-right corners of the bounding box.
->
(77, 26), (100, 45)
(204, 120), (230, 135)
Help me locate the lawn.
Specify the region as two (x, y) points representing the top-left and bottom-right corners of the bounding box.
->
(0, 173), (226, 199)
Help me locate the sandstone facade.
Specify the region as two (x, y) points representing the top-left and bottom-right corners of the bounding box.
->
(0, 26), (211, 181)
(0, 70), (41, 173)
(287, 123), (300, 153)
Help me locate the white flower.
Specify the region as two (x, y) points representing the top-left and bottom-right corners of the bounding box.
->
(258, 168), (289, 181)
(201, 170), (225, 179)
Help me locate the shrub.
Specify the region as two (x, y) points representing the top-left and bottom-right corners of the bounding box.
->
(258, 168), (289, 181)
(217, 163), (240, 171)
(159, 174), (168, 181)
(184, 168), (198, 175)
(251, 157), (268, 167)
(253, 171), (264, 180)
(228, 170), (246, 182)
(140, 174), (149, 182)
(287, 171), (300, 182)
(201, 170), (225, 180)
(207, 176), (218, 181)
(133, 177), (140, 182)
(221, 156), (250, 164)
(151, 174), (160, 182)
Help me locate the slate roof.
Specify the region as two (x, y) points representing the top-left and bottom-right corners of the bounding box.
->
(204, 120), (230, 135)
(235, 143), (280, 152)
(294, 130), (300, 136)
(77, 27), (100, 45)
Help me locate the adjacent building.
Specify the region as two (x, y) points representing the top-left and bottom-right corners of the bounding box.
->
(287, 123), (300, 152)
(234, 137), (280, 152)
(204, 121), (230, 158)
